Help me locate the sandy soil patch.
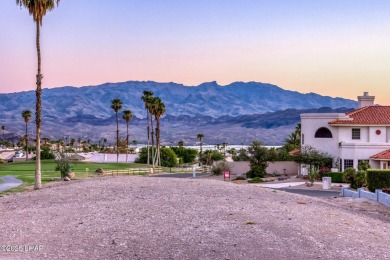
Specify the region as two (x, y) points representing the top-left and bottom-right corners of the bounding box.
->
(0, 176), (389, 259)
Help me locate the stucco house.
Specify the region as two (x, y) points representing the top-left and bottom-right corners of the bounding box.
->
(301, 92), (390, 171)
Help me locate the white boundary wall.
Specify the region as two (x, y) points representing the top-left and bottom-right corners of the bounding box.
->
(227, 161), (298, 176)
(341, 188), (390, 207)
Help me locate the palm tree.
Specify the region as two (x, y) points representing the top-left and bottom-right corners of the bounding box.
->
(103, 137), (108, 155)
(148, 97), (158, 166)
(17, 0), (60, 190)
(197, 133), (204, 157)
(283, 123), (301, 151)
(151, 98), (165, 166)
(70, 138), (75, 148)
(122, 110), (133, 162)
(111, 99), (123, 163)
(141, 91), (154, 164)
(1, 125), (5, 142)
(43, 137), (50, 146)
(21, 110), (32, 161)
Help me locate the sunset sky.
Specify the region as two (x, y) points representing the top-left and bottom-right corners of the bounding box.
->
(1, 0), (390, 104)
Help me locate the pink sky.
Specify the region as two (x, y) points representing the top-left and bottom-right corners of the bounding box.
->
(1, 0), (390, 104)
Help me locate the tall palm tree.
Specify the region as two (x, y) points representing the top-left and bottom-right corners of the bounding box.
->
(197, 133), (204, 157)
(21, 110), (32, 161)
(17, 0), (60, 190)
(122, 110), (133, 162)
(148, 97), (158, 166)
(141, 91), (154, 164)
(151, 98), (165, 166)
(1, 125), (5, 142)
(111, 99), (123, 163)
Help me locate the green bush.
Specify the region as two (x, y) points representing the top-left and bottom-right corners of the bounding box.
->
(308, 167), (319, 184)
(355, 170), (367, 188)
(232, 176), (247, 181)
(367, 170), (390, 192)
(248, 177), (264, 183)
(211, 161), (230, 176)
(343, 167), (358, 189)
(324, 172), (344, 183)
(246, 166), (266, 178)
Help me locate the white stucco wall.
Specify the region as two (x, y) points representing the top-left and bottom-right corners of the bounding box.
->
(227, 161), (299, 176)
(301, 113), (390, 170)
(301, 113), (342, 159)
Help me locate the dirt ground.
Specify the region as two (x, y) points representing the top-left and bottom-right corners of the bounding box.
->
(0, 176), (389, 259)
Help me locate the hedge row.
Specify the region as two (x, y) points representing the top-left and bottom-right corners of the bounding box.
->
(367, 170), (390, 192)
(324, 172), (345, 183)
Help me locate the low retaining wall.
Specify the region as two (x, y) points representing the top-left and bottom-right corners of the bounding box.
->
(226, 161), (298, 176)
(341, 188), (390, 207)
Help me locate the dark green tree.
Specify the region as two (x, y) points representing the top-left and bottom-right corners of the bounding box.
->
(246, 141), (269, 178)
(171, 146), (198, 164)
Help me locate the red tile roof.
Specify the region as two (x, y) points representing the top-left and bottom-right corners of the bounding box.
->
(329, 106), (390, 125)
(371, 149), (390, 160)
(288, 148), (300, 156)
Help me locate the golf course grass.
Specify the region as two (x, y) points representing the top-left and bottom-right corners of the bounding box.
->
(0, 160), (150, 194)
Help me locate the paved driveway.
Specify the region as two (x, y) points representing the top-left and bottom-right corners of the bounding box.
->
(0, 176), (23, 192)
(275, 188), (341, 198)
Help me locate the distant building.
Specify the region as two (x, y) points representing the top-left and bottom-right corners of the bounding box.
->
(301, 92), (390, 171)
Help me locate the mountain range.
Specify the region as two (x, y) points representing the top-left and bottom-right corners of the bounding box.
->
(0, 81), (356, 145)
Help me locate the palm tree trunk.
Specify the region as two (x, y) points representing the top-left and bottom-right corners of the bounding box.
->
(126, 121), (129, 162)
(34, 21), (42, 190)
(150, 116), (155, 167)
(146, 110), (150, 165)
(153, 125), (158, 166)
(116, 111), (119, 164)
(156, 118), (161, 166)
(25, 122), (29, 161)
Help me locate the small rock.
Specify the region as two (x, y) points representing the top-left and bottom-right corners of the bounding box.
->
(96, 168), (104, 174)
(66, 172), (76, 179)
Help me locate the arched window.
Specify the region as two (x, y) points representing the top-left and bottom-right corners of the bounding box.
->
(315, 127), (333, 138)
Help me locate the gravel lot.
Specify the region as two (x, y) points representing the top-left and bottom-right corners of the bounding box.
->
(0, 176), (389, 259)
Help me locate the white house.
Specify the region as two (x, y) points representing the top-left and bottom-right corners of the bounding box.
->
(301, 92), (390, 171)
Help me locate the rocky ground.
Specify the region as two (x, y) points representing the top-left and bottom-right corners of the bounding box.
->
(0, 176), (389, 259)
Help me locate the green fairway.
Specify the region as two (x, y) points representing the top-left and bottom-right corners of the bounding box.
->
(0, 160), (150, 194)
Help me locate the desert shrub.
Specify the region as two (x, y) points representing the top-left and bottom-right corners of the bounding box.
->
(232, 176), (247, 181)
(343, 167), (357, 188)
(248, 177), (264, 183)
(355, 170), (367, 188)
(366, 170), (390, 192)
(246, 165), (266, 178)
(324, 172), (344, 183)
(211, 161), (230, 176)
(308, 167), (319, 184)
(55, 153), (72, 179)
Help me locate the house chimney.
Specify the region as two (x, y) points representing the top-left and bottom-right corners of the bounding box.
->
(357, 92), (375, 108)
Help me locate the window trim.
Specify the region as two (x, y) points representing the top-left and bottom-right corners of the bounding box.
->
(352, 128), (361, 140)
